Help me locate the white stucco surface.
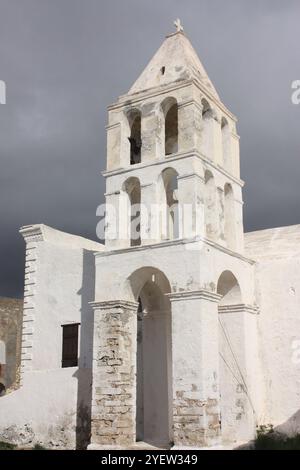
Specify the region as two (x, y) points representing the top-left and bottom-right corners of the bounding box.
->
(0, 225), (103, 448)
(1, 25), (300, 450)
(245, 226), (300, 435)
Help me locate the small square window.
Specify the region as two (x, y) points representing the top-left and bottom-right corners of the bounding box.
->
(61, 324), (79, 368)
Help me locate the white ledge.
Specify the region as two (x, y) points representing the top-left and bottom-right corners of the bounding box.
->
(89, 300), (138, 311)
(218, 303), (259, 315)
(95, 236), (255, 265)
(167, 289), (222, 303)
(19, 224), (104, 251)
(102, 149), (244, 188)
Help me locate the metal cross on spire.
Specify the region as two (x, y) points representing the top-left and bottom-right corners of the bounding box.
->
(174, 18), (184, 33)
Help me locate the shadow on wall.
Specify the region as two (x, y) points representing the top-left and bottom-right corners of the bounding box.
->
(73, 249), (96, 450)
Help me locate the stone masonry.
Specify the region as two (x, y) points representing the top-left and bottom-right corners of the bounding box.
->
(90, 300), (138, 448)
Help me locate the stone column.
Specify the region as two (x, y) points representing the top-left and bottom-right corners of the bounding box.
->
(218, 303), (257, 442)
(167, 290), (222, 447)
(218, 184), (244, 253)
(106, 122), (121, 170)
(217, 186), (225, 246)
(212, 113), (222, 167)
(199, 110), (222, 164)
(234, 187), (244, 253)
(178, 101), (202, 153)
(140, 182), (159, 245)
(141, 102), (161, 162)
(231, 131), (240, 179)
(103, 191), (120, 250)
(177, 174), (205, 239)
(103, 189), (133, 250)
(89, 300), (138, 449)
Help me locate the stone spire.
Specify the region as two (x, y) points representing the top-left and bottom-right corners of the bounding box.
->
(128, 23), (219, 99)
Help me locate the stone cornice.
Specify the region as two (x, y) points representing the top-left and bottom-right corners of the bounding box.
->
(105, 122), (121, 131)
(19, 225), (44, 243)
(166, 289), (222, 303)
(110, 80), (193, 110)
(104, 190), (120, 197)
(96, 236), (255, 266)
(177, 172), (204, 182)
(218, 304), (259, 315)
(89, 300), (138, 312)
(109, 78), (237, 123)
(102, 149), (244, 188)
(177, 99), (203, 113)
(97, 236), (194, 257)
(204, 238), (255, 264)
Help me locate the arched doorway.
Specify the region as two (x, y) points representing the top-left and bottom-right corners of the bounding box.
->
(129, 267), (172, 447)
(217, 271), (252, 443)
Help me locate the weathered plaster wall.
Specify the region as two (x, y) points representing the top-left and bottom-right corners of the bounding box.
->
(245, 225), (300, 435)
(96, 34), (250, 450)
(0, 224), (103, 449)
(105, 79), (243, 253)
(95, 238), (254, 304)
(0, 297), (23, 389)
(90, 236), (257, 448)
(2, 27), (290, 451)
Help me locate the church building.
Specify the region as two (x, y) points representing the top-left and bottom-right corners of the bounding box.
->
(0, 22), (299, 450)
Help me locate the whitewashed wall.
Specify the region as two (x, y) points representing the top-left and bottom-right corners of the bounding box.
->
(0, 224), (103, 449)
(246, 226), (300, 435)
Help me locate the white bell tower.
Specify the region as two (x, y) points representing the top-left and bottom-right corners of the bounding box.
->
(90, 23), (255, 451)
(103, 21), (244, 253)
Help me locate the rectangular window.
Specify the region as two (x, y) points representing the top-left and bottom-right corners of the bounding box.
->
(61, 324), (79, 368)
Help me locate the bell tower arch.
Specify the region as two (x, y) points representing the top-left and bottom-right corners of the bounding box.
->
(103, 22), (244, 254)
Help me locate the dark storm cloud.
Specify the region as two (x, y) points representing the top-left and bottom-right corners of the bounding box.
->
(0, 0), (299, 297)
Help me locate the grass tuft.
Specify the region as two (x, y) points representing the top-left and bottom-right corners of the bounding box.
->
(0, 441), (17, 450)
(255, 425), (300, 450)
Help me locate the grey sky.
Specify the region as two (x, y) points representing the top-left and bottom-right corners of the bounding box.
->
(0, 0), (299, 297)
